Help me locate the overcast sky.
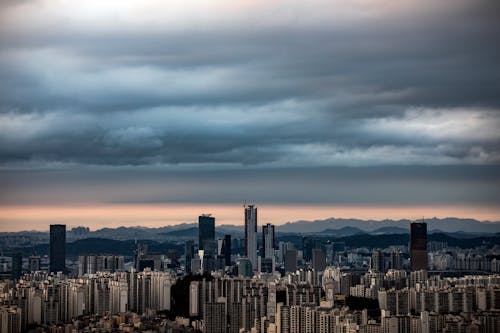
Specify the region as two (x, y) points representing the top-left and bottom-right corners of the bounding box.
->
(0, 0), (499, 230)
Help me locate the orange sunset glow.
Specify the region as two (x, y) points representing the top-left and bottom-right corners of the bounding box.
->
(1, 204), (499, 232)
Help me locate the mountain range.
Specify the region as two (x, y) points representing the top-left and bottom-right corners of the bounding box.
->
(277, 217), (500, 234)
(1, 217), (498, 244)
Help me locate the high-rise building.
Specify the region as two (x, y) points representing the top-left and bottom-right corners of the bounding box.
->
(28, 256), (41, 272)
(302, 237), (321, 262)
(244, 205), (258, 270)
(312, 248), (326, 272)
(199, 214), (215, 255)
(262, 223), (275, 259)
(285, 249), (297, 273)
(78, 255), (124, 276)
(49, 224), (66, 273)
(204, 299), (227, 333)
(222, 235), (231, 266)
(371, 249), (384, 272)
(410, 222), (428, 271)
(390, 250), (402, 270)
(189, 281), (199, 316)
(0, 306), (22, 333)
(11, 253), (22, 280)
(185, 240), (194, 273)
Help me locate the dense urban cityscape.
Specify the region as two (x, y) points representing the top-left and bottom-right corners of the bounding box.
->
(1, 2), (499, 332)
(0, 205), (499, 333)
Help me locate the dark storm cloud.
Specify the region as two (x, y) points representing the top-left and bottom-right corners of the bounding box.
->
(0, 0), (499, 168)
(1, 165), (499, 206)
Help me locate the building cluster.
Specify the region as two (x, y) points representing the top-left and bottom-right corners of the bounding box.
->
(0, 269), (174, 332)
(77, 255), (125, 276)
(0, 208), (499, 332)
(188, 206), (278, 276)
(187, 271), (500, 333)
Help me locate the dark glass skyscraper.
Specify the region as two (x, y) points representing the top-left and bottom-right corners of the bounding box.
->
(410, 222), (427, 271)
(185, 240), (194, 273)
(222, 234), (231, 266)
(50, 224), (66, 273)
(11, 253), (22, 280)
(262, 223), (275, 259)
(284, 249), (297, 273)
(198, 214), (215, 255)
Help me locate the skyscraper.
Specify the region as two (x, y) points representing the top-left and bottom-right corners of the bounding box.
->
(262, 223), (275, 259)
(185, 240), (194, 273)
(285, 249), (297, 273)
(222, 234), (231, 266)
(49, 224), (66, 273)
(371, 249), (384, 272)
(312, 248), (326, 272)
(244, 205), (257, 269)
(410, 222), (428, 271)
(198, 214), (215, 255)
(11, 253), (22, 280)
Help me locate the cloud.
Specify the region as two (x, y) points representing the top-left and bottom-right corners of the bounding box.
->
(1, 165), (499, 207)
(0, 0), (499, 169)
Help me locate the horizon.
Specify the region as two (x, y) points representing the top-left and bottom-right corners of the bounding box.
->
(1, 202), (499, 232)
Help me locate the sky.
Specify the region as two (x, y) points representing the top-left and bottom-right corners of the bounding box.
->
(0, 0), (499, 231)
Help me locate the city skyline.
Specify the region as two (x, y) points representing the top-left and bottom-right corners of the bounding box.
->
(0, 1), (499, 332)
(1, 1), (499, 231)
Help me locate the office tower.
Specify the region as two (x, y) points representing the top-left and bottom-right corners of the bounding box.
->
(49, 224), (66, 273)
(371, 249), (384, 272)
(262, 223), (275, 259)
(185, 240), (194, 273)
(222, 235), (231, 266)
(410, 222), (428, 271)
(199, 214), (216, 255)
(302, 237), (320, 261)
(312, 248), (326, 272)
(11, 253), (22, 280)
(285, 249), (297, 273)
(244, 205), (258, 270)
(28, 256), (41, 272)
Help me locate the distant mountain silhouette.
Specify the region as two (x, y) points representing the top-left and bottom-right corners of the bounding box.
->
(316, 226), (366, 237)
(277, 217), (500, 234)
(3, 217), (498, 243)
(371, 226), (409, 234)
